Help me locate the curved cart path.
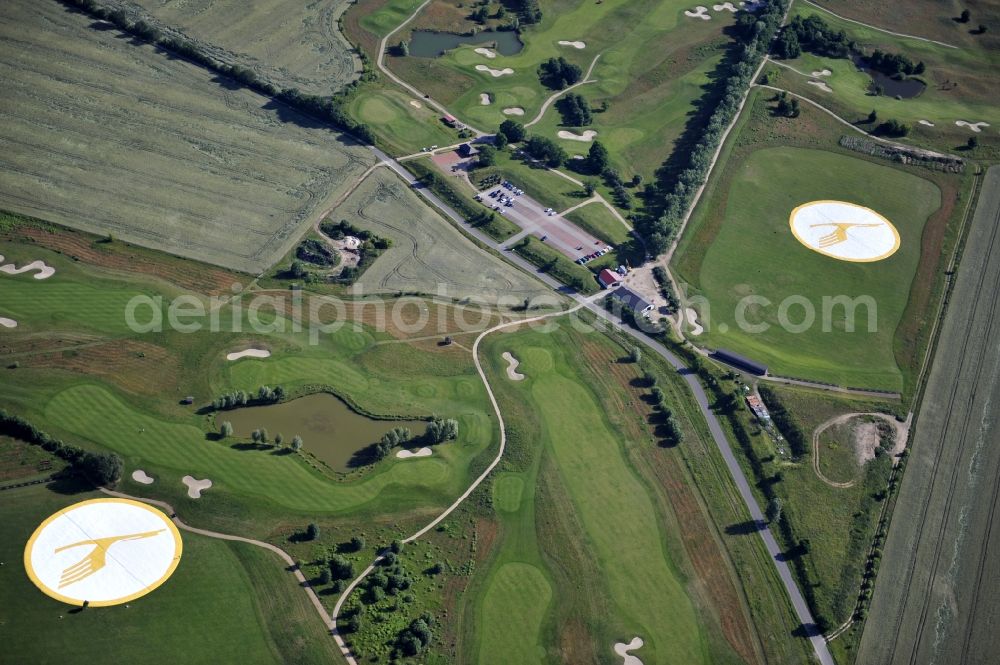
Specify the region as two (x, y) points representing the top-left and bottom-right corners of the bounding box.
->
(524, 53), (602, 128)
(329, 296), (596, 663)
(98, 488), (334, 630)
(801, 0), (959, 49)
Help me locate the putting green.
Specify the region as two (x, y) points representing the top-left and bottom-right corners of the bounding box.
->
(688, 146), (940, 390)
(492, 474), (523, 513)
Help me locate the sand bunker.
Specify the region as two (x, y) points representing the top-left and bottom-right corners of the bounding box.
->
(614, 637), (645, 665)
(0, 317), (17, 329)
(713, 2), (738, 12)
(685, 6), (711, 19)
(476, 64), (514, 77)
(558, 129), (598, 142)
(131, 469), (155, 485)
(182, 476), (212, 499)
(480, 92), (492, 105)
(474, 47), (497, 59)
(558, 40), (586, 49)
(790, 200), (899, 262)
(918, 119), (935, 126)
(956, 120), (990, 132)
(226, 348), (271, 361)
(396, 447), (433, 459)
(684, 307), (704, 336)
(409, 99), (422, 108)
(0, 256), (55, 280)
(502, 352), (525, 380)
(811, 68), (832, 77)
(503, 107), (525, 116)
(807, 80), (833, 92)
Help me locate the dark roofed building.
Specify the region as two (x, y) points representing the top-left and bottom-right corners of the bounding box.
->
(457, 143), (479, 158)
(611, 286), (654, 316)
(712, 348), (768, 376)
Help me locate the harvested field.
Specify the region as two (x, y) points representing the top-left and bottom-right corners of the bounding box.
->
(858, 166), (1000, 665)
(129, 0), (362, 95)
(0, 0), (374, 274)
(329, 169), (548, 301)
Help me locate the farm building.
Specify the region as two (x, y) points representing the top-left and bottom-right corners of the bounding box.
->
(457, 143), (479, 158)
(441, 114), (458, 126)
(611, 287), (654, 315)
(598, 268), (622, 289)
(712, 348), (768, 376)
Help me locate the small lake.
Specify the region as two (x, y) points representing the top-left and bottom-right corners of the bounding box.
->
(852, 54), (926, 99)
(226, 393), (427, 472)
(407, 30), (524, 57)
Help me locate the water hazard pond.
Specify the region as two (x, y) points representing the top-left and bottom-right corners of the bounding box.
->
(227, 393), (427, 472)
(407, 30), (523, 57)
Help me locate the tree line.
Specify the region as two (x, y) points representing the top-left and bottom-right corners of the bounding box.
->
(60, 0), (377, 145)
(635, 0), (786, 254)
(0, 410), (123, 486)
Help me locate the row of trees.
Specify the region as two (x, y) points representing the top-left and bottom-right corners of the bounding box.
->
(219, 421), (303, 450)
(63, 0), (377, 144)
(0, 410), (123, 486)
(636, 0), (786, 254)
(867, 49), (925, 77)
(212, 385), (285, 410)
(508, 0), (542, 25)
(756, 385), (806, 458)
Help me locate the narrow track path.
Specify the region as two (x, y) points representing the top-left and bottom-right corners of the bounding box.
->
(524, 53), (602, 128)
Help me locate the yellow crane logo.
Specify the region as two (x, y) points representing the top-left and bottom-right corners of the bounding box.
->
(809, 222), (883, 248)
(55, 529), (165, 588)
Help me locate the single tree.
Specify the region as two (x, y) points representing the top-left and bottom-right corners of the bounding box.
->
(477, 144), (497, 167)
(306, 523), (320, 541)
(766, 497), (783, 524)
(498, 119), (526, 143)
(968, 136), (979, 149)
(219, 421), (234, 438)
(390, 539), (404, 554)
(493, 131), (508, 149)
(291, 435), (303, 451)
(960, 9), (971, 23)
(585, 141), (610, 175)
(318, 568), (332, 585)
(260, 428), (269, 444)
(275, 433), (284, 447)
(629, 346), (641, 363)
(867, 109), (878, 124)
(251, 429), (262, 443)
(351, 535), (366, 551)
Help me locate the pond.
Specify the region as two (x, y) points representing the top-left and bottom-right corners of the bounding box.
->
(226, 393), (427, 472)
(407, 30), (524, 58)
(852, 54), (926, 99)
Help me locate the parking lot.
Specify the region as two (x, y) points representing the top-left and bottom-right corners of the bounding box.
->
(474, 180), (611, 262)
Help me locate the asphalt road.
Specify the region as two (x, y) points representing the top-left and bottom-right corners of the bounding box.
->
(372, 145), (836, 665)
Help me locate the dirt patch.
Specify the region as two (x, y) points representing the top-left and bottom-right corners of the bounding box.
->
(24, 339), (182, 397)
(5, 226), (242, 295)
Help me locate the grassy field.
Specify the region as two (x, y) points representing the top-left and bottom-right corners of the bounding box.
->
(130, 0), (361, 96)
(323, 168), (548, 300)
(858, 165), (1000, 665)
(463, 326), (766, 665)
(346, 85), (459, 155)
(0, 219), (506, 525)
(674, 88), (969, 393)
(769, 2), (1000, 154)
(380, 0), (736, 182)
(0, 482), (342, 664)
(0, 0), (373, 274)
(565, 200), (631, 246)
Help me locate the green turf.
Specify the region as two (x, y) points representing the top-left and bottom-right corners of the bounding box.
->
(683, 145), (940, 390)
(564, 201), (632, 245)
(471, 329), (715, 665)
(772, 2), (1000, 153)
(347, 84), (460, 155)
(477, 562), (552, 665)
(0, 484), (284, 665)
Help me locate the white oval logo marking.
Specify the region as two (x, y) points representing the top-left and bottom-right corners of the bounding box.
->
(789, 200), (900, 262)
(24, 498), (182, 607)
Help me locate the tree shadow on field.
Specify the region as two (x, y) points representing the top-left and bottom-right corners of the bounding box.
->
(261, 100), (328, 130)
(725, 520), (766, 535)
(230, 442), (272, 452)
(791, 622), (825, 639)
(211, 73), (243, 91)
(45, 473), (94, 496)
